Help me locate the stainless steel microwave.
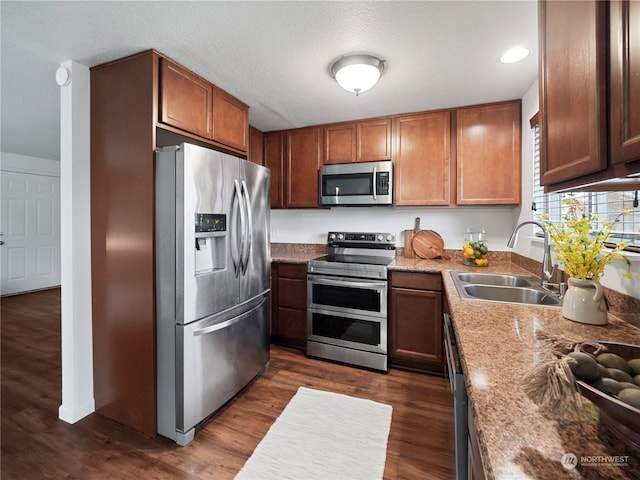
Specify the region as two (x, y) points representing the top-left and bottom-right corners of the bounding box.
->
(319, 160), (393, 206)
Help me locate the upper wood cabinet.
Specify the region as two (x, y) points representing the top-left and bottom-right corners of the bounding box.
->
(456, 101), (521, 205)
(160, 58), (213, 139)
(285, 127), (322, 208)
(324, 122), (356, 164)
(393, 111), (452, 206)
(323, 118), (391, 164)
(609, 0), (640, 165)
(264, 131), (284, 208)
(212, 86), (249, 152)
(539, 0), (640, 189)
(358, 118), (392, 162)
(159, 56), (249, 155)
(249, 126), (264, 165)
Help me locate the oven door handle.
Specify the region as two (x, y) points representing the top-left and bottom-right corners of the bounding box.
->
(310, 277), (387, 289)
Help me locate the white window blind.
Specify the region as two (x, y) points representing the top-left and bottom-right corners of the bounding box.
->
(531, 124), (640, 250)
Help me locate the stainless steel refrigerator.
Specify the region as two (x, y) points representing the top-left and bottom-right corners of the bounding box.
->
(155, 143), (270, 446)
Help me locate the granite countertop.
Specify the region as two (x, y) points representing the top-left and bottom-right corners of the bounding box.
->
(271, 245), (640, 478)
(443, 270), (640, 480)
(271, 243), (325, 264)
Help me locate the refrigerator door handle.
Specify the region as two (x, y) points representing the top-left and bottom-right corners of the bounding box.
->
(192, 296), (267, 336)
(230, 180), (242, 276)
(240, 180), (253, 275)
(234, 179), (247, 275)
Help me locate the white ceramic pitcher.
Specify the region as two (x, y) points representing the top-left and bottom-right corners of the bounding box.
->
(562, 277), (608, 326)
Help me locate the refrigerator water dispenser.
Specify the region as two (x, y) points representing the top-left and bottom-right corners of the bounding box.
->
(195, 213), (226, 274)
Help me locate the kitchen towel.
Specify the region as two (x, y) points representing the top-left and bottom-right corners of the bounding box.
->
(234, 386), (392, 480)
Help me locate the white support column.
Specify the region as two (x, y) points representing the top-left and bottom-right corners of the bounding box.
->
(58, 60), (95, 423)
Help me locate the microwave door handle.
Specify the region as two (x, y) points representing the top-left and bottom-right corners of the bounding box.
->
(311, 277), (387, 289)
(372, 166), (377, 200)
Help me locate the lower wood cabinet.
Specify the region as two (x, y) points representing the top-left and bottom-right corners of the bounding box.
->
(389, 271), (444, 374)
(271, 262), (307, 350)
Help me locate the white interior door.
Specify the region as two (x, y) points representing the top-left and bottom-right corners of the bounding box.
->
(0, 171), (61, 295)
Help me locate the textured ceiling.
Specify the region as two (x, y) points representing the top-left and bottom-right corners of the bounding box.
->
(1, 1), (538, 161)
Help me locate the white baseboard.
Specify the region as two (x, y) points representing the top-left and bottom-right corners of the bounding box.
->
(58, 399), (95, 424)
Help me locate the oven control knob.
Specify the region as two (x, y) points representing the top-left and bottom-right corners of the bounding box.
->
(386, 235), (393, 242)
(377, 235), (383, 241)
(337, 234), (344, 240)
(329, 233), (336, 240)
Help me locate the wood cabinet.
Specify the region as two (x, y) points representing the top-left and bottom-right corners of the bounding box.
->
(358, 118), (392, 162)
(212, 86), (249, 152)
(393, 111), (452, 206)
(158, 56), (248, 155)
(249, 126), (264, 165)
(285, 126), (321, 208)
(271, 263), (307, 350)
(609, 0), (640, 165)
(91, 50), (158, 437)
(539, 0), (640, 190)
(324, 122), (356, 164)
(160, 58), (213, 139)
(90, 50), (252, 437)
(323, 118), (391, 164)
(456, 101), (521, 205)
(389, 271), (444, 374)
(264, 131), (284, 208)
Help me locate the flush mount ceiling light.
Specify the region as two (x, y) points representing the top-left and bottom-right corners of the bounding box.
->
(330, 54), (385, 96)
(500, 47), (530, 64)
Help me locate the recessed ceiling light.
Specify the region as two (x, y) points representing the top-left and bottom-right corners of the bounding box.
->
(500, 47), (530, 64)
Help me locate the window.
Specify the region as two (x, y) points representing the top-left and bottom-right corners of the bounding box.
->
(531, 122), (640, 251)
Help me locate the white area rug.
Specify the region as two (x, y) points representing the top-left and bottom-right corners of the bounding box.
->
(235, 386), (393, 480)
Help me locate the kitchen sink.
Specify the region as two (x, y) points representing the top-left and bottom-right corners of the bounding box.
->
(461, 284), (561, 306)
(451, 271), (561, 306)
(453, 272), (535, 287)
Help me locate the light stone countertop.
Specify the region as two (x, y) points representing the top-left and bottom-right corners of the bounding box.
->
(442, 268), (640, 480)
(271, 245), (640, 478)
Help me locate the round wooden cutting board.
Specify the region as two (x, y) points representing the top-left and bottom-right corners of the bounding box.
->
(412, 230), (451, 260)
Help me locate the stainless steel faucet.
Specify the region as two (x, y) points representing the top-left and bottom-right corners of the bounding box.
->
(507, 220), (564, 295)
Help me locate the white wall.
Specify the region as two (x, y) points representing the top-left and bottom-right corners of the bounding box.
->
(272, 206), (518, 252)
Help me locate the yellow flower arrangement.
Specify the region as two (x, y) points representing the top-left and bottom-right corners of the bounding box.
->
(539, 198), (632, 281)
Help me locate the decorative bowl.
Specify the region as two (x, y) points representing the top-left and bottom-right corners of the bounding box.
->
(576, 341), (640, 456)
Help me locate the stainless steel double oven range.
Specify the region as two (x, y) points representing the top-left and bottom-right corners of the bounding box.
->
(307, 232), (396, 372)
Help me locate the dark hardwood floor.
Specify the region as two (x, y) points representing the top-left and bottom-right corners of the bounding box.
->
(1, 288), (455, 479)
